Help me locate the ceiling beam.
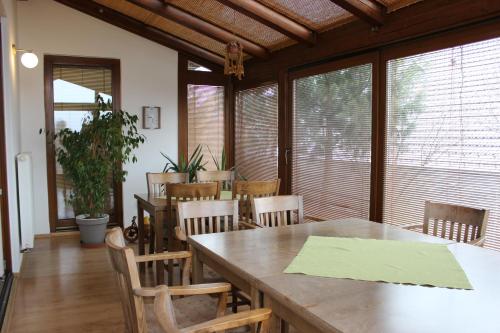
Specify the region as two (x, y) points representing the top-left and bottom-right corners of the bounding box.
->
(54, 0), (225, 66)
(214, 0), (316, 45)
(329, 0), (386, 26)
(126, 0), (269, 59)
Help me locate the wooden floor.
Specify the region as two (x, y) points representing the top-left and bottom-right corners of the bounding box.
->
(6, 234), (142, 332)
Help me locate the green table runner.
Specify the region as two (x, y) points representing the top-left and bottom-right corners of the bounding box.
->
(284, 236), (472, 289)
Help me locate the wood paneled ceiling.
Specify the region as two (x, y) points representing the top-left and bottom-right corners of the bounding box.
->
(55, 0), (423, 67)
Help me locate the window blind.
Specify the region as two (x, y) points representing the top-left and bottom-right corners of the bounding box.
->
(384, 37), (500, 251)
(292, 63), (372, 220)
(235, 84), (279, 180)
(187, 84), (225, 170)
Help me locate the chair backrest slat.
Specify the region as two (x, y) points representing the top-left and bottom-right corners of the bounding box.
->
(196, 170), (234, 190)
(422, 201), (489, 244)
(232, 180), (280, 224)
(176, 200), (239, 240)
(252, 195), (304, 228)
(147, 172), (188, 195)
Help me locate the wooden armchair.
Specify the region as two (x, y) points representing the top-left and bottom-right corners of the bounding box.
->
(252, 195), (304, 227)
(106, 227), (271, 333)
(232, 179), (280, 229)
(403, 201), (489, 246)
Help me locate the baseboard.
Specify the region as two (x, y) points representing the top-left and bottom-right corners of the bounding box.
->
(35, 230), (80, 239)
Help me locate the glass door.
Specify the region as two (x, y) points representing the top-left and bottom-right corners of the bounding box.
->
(290, 58), (375, 221)
(45, 57), (122, 231)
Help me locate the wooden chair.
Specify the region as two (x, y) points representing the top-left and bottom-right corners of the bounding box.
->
(252, 195), (304, 228)
(196, 170), (234, 190)
(232, 179), (280, 229)
(146, 172), (188, 261)
(176, 200), (247, 313)
(175, 200), (239, 242)
(163, 182), (220, 282)
(147, 172), (188, 195)
(105, 227), (271, 333)
(403, 201), (489, 246)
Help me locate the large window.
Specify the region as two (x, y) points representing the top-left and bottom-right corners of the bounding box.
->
(292, 63), (372, 220)
(384, 37), (500, 250)
(187, 84), (225, 170)
(235, 84), (279, 180)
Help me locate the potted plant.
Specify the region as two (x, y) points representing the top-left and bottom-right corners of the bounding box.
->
(55, 96), (144, 246)
(161, 144), (206, 182)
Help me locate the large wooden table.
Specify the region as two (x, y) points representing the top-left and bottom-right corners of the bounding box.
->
(135, 191), (232, 285)
(188, 218), (500, 333)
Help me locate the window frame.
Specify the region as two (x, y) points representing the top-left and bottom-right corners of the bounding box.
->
(178, 54), (233, 167)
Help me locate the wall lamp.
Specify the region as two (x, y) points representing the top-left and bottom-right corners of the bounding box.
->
(12, 44), (39, 69)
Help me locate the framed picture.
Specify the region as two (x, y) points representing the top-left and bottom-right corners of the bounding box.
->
(142, 106), (161, 129)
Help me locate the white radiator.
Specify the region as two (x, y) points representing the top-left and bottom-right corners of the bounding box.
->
(16, 152), (35, 252)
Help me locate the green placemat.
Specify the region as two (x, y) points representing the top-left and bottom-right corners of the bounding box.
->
(284, 236), (472, 289)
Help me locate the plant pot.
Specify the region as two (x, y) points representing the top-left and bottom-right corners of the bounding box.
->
(75, 214), (109, 248)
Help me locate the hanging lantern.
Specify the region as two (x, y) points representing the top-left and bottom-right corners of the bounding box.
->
(224, 41), (244, 80)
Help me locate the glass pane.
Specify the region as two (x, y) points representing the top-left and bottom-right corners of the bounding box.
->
(188, 60), (212, 72)
(384, 37), (500, 250)
(187, 85), (225, 171)
(292, 63), (372, 220)
(53, 66), (114, 220)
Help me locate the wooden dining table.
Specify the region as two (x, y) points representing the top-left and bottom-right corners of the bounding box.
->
(134, 190), (233, 285)
(188, 218), (500, 333)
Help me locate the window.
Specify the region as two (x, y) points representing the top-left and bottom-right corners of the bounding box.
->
(292, 63), (372, 220)
(188, 60), (211, 72)
(384, 37), (500, 250)
(187, 84), (225, 170)
(235, 84), (279, 180)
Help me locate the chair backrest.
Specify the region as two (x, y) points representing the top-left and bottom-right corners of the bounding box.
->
(147, 172), (188, 195)
(232, 179), (281, 223)
(106, 228), (150, 333)
(252, 195), (304, 227)
(196, 170), (234, 190)
(176, 200), (239, 240)
(423, 201), (489, 243)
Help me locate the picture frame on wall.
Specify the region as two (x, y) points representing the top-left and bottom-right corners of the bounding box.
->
(142, 106), (161, 129)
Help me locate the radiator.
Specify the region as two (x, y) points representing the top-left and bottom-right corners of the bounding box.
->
(16, 152), (35, 252)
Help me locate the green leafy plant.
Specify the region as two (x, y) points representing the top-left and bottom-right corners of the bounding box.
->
(161, 144), (206, 182)
(206, 145), (226, 171)
(55, 95), (144, 219)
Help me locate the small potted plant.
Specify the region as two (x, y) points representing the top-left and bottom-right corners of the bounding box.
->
(55, 96), (144, 246)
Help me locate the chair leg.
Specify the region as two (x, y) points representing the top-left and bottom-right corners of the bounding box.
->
(148, 219), (155, 268)
(231, 289), (238, 313)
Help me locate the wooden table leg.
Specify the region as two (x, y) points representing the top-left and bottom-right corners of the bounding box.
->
(251, 287), (262, 333)
(137, 203), (145, 273)
(192, 247), (204, 285)
(166, 209), (174, 286)
(263, 295), (281, 333)
(155, 210), (165, 286)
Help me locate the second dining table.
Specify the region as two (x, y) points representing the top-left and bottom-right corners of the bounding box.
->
(188, 218), (500, 333)
(134, 189), (233, 285)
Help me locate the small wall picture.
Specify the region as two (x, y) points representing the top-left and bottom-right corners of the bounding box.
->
(142, 106), (161, 129)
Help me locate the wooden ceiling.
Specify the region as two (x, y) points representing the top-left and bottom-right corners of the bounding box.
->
(54, 0), (423, 67)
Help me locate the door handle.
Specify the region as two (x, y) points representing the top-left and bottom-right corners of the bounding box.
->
(284, 148), (291, 165)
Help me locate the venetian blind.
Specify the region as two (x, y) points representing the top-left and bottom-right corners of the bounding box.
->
(235, 84), (279, 180)
(383, 37), (500, 251)
(292, 63), (372, 220)
(187, 84), (225, 170)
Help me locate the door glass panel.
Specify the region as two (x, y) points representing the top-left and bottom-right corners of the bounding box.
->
(292, 63), (373, 220)
(52, 66), (114, 222)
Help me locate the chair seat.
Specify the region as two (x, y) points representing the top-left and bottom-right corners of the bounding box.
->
(145, 295), (250, 332)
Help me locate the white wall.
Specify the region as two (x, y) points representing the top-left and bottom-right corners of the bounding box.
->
(18, 0), (178, 234)
(1, 0), (22, 272)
